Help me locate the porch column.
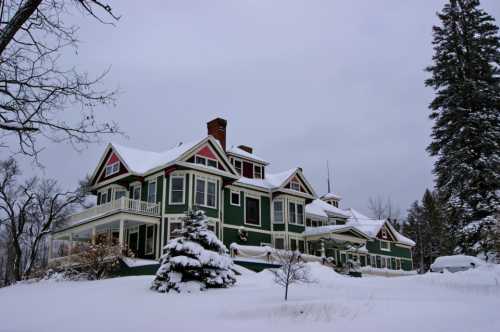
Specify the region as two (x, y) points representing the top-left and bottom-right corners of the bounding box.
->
(91, 227), (96, 245)
(320, 239), (326, 258)
(118, 219), (125, 248)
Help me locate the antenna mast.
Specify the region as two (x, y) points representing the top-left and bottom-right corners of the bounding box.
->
(326, 160), (331, 193)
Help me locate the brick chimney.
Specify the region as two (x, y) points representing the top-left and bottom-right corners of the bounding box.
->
(207, 118), (227, 150)
(238, 145), (253, 154)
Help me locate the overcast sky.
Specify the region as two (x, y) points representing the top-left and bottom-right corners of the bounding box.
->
(5, 0), (499, 217)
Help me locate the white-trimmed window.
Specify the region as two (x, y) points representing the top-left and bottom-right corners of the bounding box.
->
(145, 225), (155, 255)
(230, 191), (240, 206)
(130, 184), (141, 200)
(100, 191), (108, 205)
(234, 159), (242, 175)
(115, 189), (127, 200)
(254, 165), (262, 179)
(273, 200), (284, 224)
(290, 179), (301, 191)
(195, 177), (217, 208)
(245, 196), (260, 225)
(274, 237), (285, 250)
(147, 180), (157, 203)
(195, 155), (218, 169)
(380, 240), (391, 252)
(289, 202), (304, 225)
(169, 175), (185, 205)
(105, 162), (120, 177)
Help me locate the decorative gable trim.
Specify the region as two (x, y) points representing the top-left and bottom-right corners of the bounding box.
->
(377, 223), (397, 242)
(278, 169), (316, 198)
(90, 144), (133, 187)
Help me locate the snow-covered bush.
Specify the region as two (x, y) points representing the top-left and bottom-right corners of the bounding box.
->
(151, 210), (236, 293)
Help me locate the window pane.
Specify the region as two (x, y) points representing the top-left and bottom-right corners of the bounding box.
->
(207, 159), (218, 168)
(254, 166), (262, 179)
(290, 239), (297, 251)
(273, 201), (283, 223)
(115, 190), (126, 200)
(171, 177), (184, 203)
(195, 156), (206, 165)
(245, 197), (259, 225)
(291, 180), (300, 191)
(275, 238), (284, 249)
(289, 202), (296, 224)
(297, 204), (304, 225)
(298, 240), (305, 253)
(207, 181), (216, 207)
(148, 182), (156, 203)
(231, 192), (240, 205)
(234, 160), (242, 174)
(195, 179), (205, 206)
(133, 187), (141, 200)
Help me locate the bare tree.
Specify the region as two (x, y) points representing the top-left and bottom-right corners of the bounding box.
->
(0, 158), (87, 283)
(270, 250), (311, 301)
(0, 0), (121, 159)
(368, 196), (401, 222)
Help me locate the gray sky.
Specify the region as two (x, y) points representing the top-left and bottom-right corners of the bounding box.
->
(6, 0), (500, 217)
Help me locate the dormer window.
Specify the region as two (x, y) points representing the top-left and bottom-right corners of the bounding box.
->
(105, 162), (119, 177)
(195, 155), (218, 169)
(254, 165), (263, 179)
(290, 179), (300, 191)
(234, 159), (242, 175)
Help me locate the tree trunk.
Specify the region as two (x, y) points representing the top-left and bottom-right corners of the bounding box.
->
(12, 239), (23, 282)
(284, 282), (288, 301)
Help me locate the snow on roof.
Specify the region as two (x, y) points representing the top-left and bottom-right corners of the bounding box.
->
(226, 146), (269, 164)
(306, 199), (350, 219)
(302, 224), (353, 237)
(343, 208), (415, 246)
(111, 139), (201, 174)
(322, 192), (342, 200)
(236, 168), (298, 190)
(431, 255), (484, 270)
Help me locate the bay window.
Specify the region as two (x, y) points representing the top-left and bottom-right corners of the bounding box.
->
(273, 200), (283, 223)
(289, 202), (304, 225)
(195, 177), (217, 208)
(170, 175), (185, 204)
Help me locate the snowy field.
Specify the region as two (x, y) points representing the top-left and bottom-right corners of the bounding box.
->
(1, 263), (499, 332)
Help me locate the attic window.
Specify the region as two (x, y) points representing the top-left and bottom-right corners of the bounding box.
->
(234, 160), (242, 175)
(105, 162), (119, 177)
(290, 179), (300, 191)
(195, 156), (218, 169)
(254, 165), (262, 179)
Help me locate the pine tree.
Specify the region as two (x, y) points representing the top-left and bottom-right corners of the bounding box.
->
(425, 0), (500, 257)
(404, 201), (426, 272)
(151, 210), (236, 293)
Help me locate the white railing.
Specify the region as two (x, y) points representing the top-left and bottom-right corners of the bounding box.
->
(68, 197), (160, 224)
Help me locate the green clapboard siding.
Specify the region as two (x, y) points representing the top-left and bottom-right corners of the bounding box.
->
(223, 227), (271, 247)
(366, 239), (412, 259)
(288, 224), (305, 233)
(223, 189), (271, 231)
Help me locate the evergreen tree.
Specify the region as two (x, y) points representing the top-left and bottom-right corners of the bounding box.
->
(404, 201), (426, 272)
(425, 0), (500, 257)
(151, 210), (236, 293)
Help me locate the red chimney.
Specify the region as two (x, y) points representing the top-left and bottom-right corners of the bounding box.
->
(238, 145), (253, 154)
(207, 118), (227, 150)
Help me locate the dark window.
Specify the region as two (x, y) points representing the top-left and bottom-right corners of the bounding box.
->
(289, 202), (296, 224)
(207, 159), (218, 168)
(290, 239), (297, 251)
(145, 225), (154, 255)
(170, 177), (184, 204)
(254, 165), (262, 179)
(298, 240), (305, 253)
(297, 204), (304, 225)
(243, 162), (253, 178)
(245, 197), (260, 225)
(275, 238), (284, 249)
(234, 160), (242, 175)
(231, 192), (240, 206)
(195, 156), (206, 165)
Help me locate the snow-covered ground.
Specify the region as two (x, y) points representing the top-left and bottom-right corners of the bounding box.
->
(1, 263), (499, 332)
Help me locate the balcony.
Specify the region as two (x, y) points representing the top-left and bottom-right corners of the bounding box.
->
(67, 197), (161, 225)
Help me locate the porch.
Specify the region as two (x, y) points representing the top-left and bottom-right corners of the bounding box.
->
(49, 197), (161, 261)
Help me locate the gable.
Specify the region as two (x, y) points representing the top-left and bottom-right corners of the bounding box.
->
(92, 148), (130, 185)
(283, 173), (315, 196)
(377, 224), (396, 242)
(182, 140), (237, 175)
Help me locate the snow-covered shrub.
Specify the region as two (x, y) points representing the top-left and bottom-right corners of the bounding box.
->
(68, 242), (126, 280)
(151, 210), (236, 293)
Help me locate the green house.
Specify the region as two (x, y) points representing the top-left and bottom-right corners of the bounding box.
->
(49, 118), (414, 272)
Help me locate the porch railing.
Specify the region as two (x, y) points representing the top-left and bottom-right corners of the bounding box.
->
(68, 197), (161, 224)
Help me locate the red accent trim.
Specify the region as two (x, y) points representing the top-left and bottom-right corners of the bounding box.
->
(197, 145), (217, 159)
(107, 153), (119, 165)
(164, 165), (177, 176)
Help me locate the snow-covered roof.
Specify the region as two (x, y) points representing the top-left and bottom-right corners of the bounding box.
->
(236, 168), (299, 190)
(306, 199), (350, 219)
(226, 146), (269, 165)
(303, 208), (415, 246)
(111, 140), (199, 174)
(321, 192), (342, 200)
